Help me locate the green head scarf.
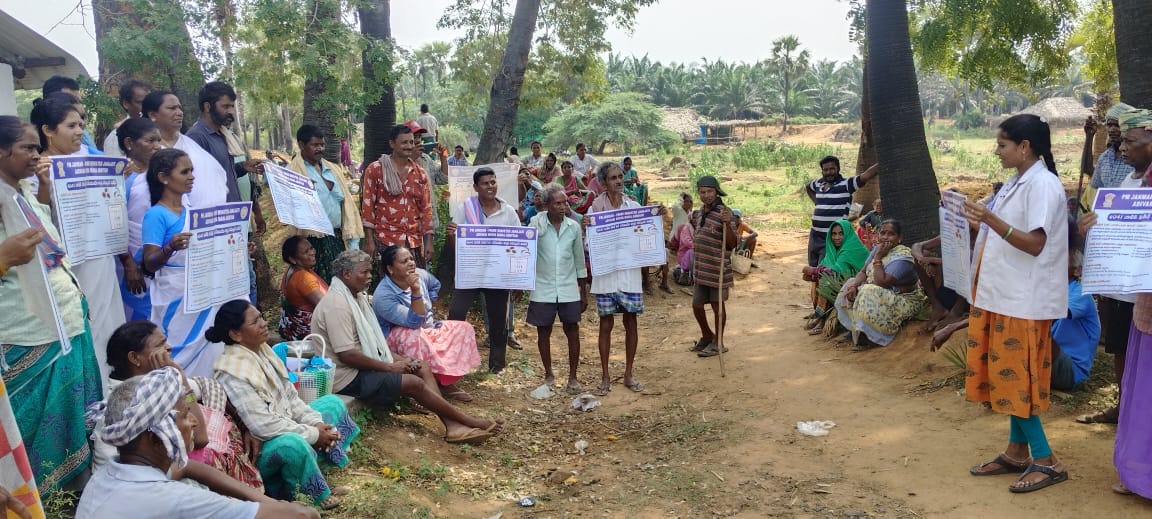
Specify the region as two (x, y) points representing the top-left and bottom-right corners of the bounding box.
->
(820, 219), (870, 276)
(1117, 108), (1152, 132)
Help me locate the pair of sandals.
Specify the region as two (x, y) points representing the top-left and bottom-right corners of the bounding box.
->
(970, 452), (1068, 493)
(691, 337), (728, 357)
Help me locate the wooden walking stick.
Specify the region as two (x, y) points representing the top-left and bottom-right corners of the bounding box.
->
(716, 209), (727, 377)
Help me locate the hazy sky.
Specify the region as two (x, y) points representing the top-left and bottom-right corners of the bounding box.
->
(6, 0), (859, 79)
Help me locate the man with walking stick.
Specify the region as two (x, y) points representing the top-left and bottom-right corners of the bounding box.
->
(691, 175), (738, 359)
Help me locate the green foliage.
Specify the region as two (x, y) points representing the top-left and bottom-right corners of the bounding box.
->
(605, 50), (862, 123)
(952, 109), (986, 131)
(1070, 0), (1119, 98)
(911, 0), (1079, 90)
(543, 93), (678, 153)
(732, 141), (840, 170)
(436, 0), (653, 132)
(437, 125), (470, 153)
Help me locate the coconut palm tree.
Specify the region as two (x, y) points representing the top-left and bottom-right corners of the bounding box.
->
(769, 35), (811, 132)
(360, 0), (396, 164)
(867, 0), (940, 244)
(1105, 0), (1152, 106)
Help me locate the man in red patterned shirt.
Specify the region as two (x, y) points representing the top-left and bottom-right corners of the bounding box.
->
(361, 124), (435, 267)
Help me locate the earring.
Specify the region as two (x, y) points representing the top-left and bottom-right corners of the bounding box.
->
(126, 147), (132, 152)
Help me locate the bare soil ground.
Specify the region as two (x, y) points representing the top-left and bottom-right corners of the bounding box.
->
(319, 227), (1152, 518)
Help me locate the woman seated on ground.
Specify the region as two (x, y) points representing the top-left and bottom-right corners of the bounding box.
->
(278, 236), (328, 341)
(210, 300), (360, 510)
(372, 245), (482, 403)
(835, 219), (927, 350)
(802, 219), (869, 333)
(621, 156), (647, 205)
(98, 320), (264, 491)
(911, 234), (969, 335)
(539, 153), (562, 185)
(559, 160), (594, 214)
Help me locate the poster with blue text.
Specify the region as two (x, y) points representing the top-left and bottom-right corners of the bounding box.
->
(585, 206), (666, 276)
(455, 225), (538, 290)
(184, 202), (252, 313)
(49, 155), (129, 264)
(1082, 188), (1152, 295)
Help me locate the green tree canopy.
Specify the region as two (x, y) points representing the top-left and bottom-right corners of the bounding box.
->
(542, 92), (677, 154)
(911, 0), (1078, 90)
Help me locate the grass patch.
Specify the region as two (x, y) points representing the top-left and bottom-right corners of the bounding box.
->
(332, 478), (433, 519)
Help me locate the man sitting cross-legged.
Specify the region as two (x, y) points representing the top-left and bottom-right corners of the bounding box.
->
(311, 250), (505, 445)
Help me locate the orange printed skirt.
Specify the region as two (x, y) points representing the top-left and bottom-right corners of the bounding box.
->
(965, 307), (1054, 418)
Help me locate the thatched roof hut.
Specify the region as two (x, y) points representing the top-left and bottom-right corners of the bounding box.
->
(661, 107), (708, 140)
(989, 97), (1092, 129)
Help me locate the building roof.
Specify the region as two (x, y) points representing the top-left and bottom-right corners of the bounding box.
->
(0, 9), (89, 90)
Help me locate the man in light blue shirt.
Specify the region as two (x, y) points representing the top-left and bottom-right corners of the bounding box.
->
(527, 185), (588, 393)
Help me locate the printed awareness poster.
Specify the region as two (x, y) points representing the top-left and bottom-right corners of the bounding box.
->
(939, 190), (972, 298)
(13, 194), (71, 352)
(49, 155), (129, 264)
(447, 163), (519, 214)
(585, 205), (667, 276)
(184, 202), (252, 313)
(1082, 188), (1152, 294)
(263, 162), (335, 235)
(455, 224), (537, 290)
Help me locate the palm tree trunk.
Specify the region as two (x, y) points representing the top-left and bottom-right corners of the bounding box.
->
(360, 0), (396, 166)
(474, 0), (543, 164)
(866, 0), (939, 244)
(853, 57), (879, 209)
(302, 0), (341, 162)
(1113, 0), (1152, 106)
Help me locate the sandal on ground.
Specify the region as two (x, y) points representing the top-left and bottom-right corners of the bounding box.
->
(1113, 482), (1135, 495)
(624, 380), (644, 393)
(593, 382), (611, 396)
(660, 285), (675, 294)
(508, 335), (523, 350)
(319, 496), (342, 510)
(1076, 409), (1118, 425)
(697, 343), (729, 357)
(440, 387), (474, 403)
(564, 381), (583, 395)
(1008, 463), (1068, 493)
(969, 453), (1031, 476)
(690, 337), (712, 352)
(445, 427), (494, 445)
(807, 327), (824, 336)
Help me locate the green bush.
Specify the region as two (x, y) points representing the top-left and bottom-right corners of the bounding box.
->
(437, 125), (469, 153)
(953, 110), (987, 131)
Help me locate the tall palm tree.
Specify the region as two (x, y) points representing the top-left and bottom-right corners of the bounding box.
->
(769, 35), (811, 132)
(805, 59), (850, 119)
(1112, 0), (1152, 106)
(867, 0), (939, 244)
(360, 0), (395, 165)
(302, 0), (341, 161)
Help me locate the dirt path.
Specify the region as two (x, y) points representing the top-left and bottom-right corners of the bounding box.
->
(327, 229), (1152, 518)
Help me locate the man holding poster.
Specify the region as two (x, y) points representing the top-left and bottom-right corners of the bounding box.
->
(285, 125), (363, 283)
(446, 167), (522, 374)
(586, 162), (662, 395)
